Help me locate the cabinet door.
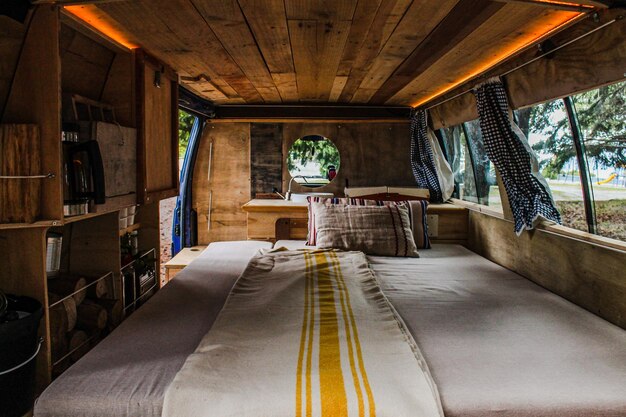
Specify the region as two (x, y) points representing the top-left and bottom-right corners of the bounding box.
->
(136, 50), (179, 204)
(194, 124), (250, 244)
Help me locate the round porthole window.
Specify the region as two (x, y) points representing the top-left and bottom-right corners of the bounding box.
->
(286, 135), (340, 188)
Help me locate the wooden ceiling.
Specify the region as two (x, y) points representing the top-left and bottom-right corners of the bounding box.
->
(62, 0), (609, 107)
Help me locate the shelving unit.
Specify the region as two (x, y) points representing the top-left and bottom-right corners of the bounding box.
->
(0, 5), (178, 392)
(121, 249), (157, 315)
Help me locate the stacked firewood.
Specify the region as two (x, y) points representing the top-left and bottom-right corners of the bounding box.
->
(48, 275), (122, 372)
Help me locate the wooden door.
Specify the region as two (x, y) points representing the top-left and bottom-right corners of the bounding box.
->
(193, 123), (250, 244)
(136, 50), (179, 204)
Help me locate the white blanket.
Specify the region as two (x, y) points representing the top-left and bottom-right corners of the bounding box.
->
(163, 249), (443, 417)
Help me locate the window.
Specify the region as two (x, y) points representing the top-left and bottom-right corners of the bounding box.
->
(515, 99), (587, 233)
(571, 81), (626, 241)
(179, 109), (197, 159)
(439, 120), (501, 211)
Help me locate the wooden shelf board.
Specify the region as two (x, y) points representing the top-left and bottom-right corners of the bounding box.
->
(119, 223), (141, 236)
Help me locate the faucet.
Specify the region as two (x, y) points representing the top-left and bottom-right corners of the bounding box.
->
(285, 175), (308, 200)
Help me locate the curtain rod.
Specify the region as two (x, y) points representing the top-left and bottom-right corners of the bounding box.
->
(424, 14), (622, 111)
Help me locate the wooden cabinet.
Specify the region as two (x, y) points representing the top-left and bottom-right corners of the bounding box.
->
(0, 6), (173, 392)
(136, 50), (179, 204)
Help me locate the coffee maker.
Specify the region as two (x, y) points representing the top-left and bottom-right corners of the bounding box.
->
(62, 124), (106, 216)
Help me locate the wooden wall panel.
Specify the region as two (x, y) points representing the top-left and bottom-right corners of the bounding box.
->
(506, 10), (626, 109)
(2, 5), (62, 222)
(194, 121), (416, 242)
(250, 123), (283, 198)
(193, 123), (250, 244)
(60, 24), (116, 101)
(468, 211), (626, 330)
(281, 123), (415, 196)
(428, 10), (625, 127)
(0, 17), (27, 118)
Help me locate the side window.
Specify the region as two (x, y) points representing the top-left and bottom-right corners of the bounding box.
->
(440, 120), (501, 211)
(572, 81), (626, 241)
(515, 100), (587, 233)
(179, 109), (197, 159)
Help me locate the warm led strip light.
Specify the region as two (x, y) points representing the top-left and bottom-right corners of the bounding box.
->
(64, 5), (139, 50)
(410, 11), (585, 108)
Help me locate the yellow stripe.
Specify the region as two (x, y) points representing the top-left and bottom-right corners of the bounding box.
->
(330, 251), (376, 417)
(314, 251), (348, 417)
(305, 252), (314, 417)
(329, 252), (365, 417)
(296, 251), (312, 417)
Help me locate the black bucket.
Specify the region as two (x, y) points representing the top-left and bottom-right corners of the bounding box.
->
(0, 294), (43, 417)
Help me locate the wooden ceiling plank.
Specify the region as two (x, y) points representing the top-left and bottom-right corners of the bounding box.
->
(289, 19), (351, 101)
(190, 0), (282, 103)
(271, 73), (299, 102)
(284, 0), (358, 20)
(349, 0), (460, 104)
(238, 0), (298, 102)
(336, 0), (383, 76)
(387, 6), (581, 106)
(369, 0), (505, 104)
(337, 0), (412, 102)
(97, 0), (264, 103)
(329, 76), (348, 102)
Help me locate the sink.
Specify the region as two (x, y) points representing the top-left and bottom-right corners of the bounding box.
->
(290, 192), (334, 202)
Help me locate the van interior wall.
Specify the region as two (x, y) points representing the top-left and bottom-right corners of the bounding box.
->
(468, 210), (626, 330)
(59, 21), (135, 127)
(0, 16), (27, 118)
(193, 121), (415, 244)
(429, 9), (626, 129)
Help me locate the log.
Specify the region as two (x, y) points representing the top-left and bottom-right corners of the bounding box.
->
(87, 278), (108, 299)
(76, 299), (107, 330)
(47, 276), (87, 305)
(67, 330), (90, 362)
(48, 300), (68, 362)
(48, 292), (77, 332)
(93, 298), (123, 328)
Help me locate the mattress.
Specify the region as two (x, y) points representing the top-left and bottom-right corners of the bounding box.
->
(35, 243), (626, 417)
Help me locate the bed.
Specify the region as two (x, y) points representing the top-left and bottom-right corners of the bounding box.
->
(34, 242), (626, 417)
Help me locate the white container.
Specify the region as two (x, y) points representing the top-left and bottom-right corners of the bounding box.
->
(119, 217), (128, 230)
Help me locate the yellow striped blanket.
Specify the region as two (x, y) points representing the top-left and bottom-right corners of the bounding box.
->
(163, 249), (443, 417)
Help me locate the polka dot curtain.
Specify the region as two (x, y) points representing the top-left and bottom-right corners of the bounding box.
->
(410, 109), (444, 203)
(474, 78), (561, 235)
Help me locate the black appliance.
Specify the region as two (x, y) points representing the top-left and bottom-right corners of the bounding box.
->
(62, 125), (106, 216)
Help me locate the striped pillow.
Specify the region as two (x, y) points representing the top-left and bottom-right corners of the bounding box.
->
(307, 197), (430, 249)
(312, 203), (419, 257)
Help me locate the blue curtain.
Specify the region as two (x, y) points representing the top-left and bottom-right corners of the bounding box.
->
(474, 78), (561, 235)
(410, 109), (443, 203)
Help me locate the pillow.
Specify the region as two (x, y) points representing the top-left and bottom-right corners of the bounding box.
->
(312, 202), (419, 257)
(307, 197), (430, 249)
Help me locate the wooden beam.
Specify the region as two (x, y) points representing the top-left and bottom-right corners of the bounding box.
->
(369, 0), (505, 104)
(214, 104), (411, 120)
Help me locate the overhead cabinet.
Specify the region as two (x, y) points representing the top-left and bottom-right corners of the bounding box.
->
(136, 50), (180, 204)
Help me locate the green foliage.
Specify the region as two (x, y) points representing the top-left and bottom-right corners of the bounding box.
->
(287, 136), (340, 177)
(178, 109), (196, 158)
(522, 81), (626, 174)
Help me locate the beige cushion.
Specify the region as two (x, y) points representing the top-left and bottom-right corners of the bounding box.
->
(312, 202), (419, 257)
